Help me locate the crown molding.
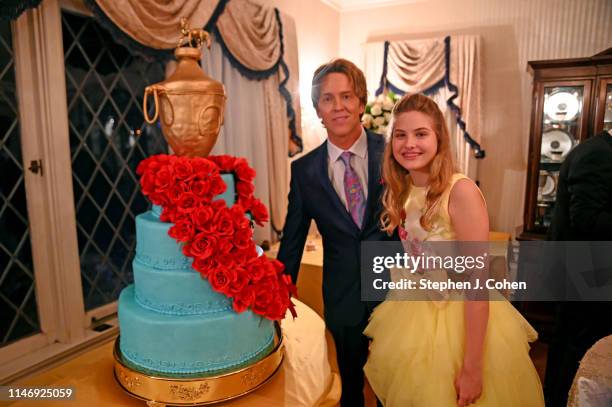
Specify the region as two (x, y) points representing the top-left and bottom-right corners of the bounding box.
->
(320, 0), (427, 13)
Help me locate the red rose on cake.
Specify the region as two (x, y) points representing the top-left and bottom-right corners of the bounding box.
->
(168, 220), (195, 243)
(210, 155), (235, 172)
(137, 154), (297, 320)
(236, 181), (255, 201)
(209, 266), (237, 295)
(148, 192), (171, 207)
(233, 227), (253, 250)
(253, 285), (274, 316)
(189, 179), (211, 198)
(154, 166), (174, 191)
(246, 256), (268, 282)
(140, 171), (156, 195)
(248, 198), (270, 226)
(232, 285), (256, 313)
(186, 233), (216, 259)
(216, 237), (233, 254)
(228, 266), (249, 295)
(177, 192), (199, 213)
(213, 210), (235, 236)
(234, 159), (256, 182)
(192, 256), (217, 277)
(192, 205), (214, 228)
(173, 160), (193, 181)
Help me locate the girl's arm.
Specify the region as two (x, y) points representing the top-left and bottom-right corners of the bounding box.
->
(449, 178), (490, 407)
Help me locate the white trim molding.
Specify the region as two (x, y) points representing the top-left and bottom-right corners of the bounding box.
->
(320, 0), (427, 12)
(13, 0), (86, 345)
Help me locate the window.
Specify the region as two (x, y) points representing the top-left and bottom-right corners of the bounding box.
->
(62, 11), (166, 313)
(0, 0), (168, 381)
(0, 17), (40, 348)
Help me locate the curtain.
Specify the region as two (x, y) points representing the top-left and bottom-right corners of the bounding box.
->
(196, 40), (272, 242)
(87, 0), (219, 50)
(85, 0), (302, 156)
(196, 38), (290, 243)
(364, 35), (483, 178)
(0, 0), (42, 21)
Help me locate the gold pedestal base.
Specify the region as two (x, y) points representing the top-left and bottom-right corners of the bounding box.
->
(113, 324), (284, 406)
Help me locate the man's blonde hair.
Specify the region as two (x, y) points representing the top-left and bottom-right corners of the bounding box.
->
(311, 58), (367, 109)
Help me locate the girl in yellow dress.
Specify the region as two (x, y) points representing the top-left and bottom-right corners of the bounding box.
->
(363, 94), (544, 406)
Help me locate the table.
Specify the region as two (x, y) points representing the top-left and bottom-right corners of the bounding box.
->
(568, 335), (612, 407)
(7, 300), (340, 407)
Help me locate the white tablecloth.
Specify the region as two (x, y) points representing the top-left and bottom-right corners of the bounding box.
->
(278, 299), (341, 406)
(568, 335), (612, 407)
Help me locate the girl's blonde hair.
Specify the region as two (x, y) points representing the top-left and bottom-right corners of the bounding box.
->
(380, 93), (455, 234)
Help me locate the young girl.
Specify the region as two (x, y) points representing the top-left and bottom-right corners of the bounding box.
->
(363, 94), (544, 406)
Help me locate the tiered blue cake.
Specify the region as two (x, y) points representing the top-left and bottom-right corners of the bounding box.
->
(118, 174), (275, 375)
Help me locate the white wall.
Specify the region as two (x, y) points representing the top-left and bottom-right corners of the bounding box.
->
(258, 0), (612, 233)
(259, 0), (341, 152)
(338, 0), (612, 233)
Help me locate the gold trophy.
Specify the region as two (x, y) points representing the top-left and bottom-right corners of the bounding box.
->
(143, 18), (226, 157)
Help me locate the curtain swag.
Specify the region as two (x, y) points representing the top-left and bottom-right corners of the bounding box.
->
(376, 36), (484, 159)
(83, 0), (302, 156)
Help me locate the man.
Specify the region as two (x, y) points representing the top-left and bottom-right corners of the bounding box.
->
(277, 59), (393, 406)
(545, 130), (612, 406)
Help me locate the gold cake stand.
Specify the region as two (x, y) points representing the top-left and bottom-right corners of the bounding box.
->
(113, 324), (284, 406)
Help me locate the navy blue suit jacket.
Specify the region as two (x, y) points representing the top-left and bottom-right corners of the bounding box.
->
(277, 130), (395, 327)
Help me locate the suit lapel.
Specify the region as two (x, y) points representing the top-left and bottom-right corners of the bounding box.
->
(361, 131), (384, 234)
(317, 141), (361, 235)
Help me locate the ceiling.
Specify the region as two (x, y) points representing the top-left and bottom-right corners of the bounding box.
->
(320, 0), (427, 12)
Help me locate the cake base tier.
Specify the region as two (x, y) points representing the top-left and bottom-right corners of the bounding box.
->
(118, 285), (274, 375)
(113, 324), (284, 406)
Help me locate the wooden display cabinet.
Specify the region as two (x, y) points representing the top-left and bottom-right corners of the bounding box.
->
(516, 49), (612, 341)
(520, 48), (612, 240)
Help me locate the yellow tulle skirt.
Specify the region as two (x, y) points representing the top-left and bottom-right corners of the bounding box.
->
(364, 297), (545, 407)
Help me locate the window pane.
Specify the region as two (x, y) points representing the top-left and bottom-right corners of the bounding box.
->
(0, 20), (40, 346)
(61, 11), (167, 311)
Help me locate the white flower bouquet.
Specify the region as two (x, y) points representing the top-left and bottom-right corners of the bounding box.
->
(362, 91), (400, 135)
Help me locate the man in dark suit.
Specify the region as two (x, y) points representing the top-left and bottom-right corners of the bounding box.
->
(545, 130), (612, 406)
(277, 59), (393, 406)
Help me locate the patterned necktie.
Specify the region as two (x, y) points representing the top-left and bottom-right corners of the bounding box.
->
(339, 151), (366, 228)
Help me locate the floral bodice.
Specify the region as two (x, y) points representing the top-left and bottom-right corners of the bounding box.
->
(399, 173), (469, 245)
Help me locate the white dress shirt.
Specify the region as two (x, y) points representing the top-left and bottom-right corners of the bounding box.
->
(327, 129), (369, 209)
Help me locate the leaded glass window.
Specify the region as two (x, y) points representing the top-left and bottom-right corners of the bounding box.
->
(62, 11), (167, 311)
(0, 20), (40, 346)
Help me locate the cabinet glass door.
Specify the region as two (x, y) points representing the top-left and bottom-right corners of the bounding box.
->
(601, 83), (612, 133)
(535, 85), (585, 229)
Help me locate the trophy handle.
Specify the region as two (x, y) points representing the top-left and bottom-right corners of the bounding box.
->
(143, 86), (160, 124)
